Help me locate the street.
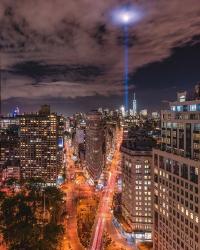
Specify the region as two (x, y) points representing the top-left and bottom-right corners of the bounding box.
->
(90, 130), (124, 250)
(61, 143), (84, 250)
(61, 130), (136, 250)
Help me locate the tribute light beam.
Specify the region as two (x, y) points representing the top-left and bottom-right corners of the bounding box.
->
(112, 6), (142, 26)
(124, 24), (129, 111)
(111, 6), (143, 111)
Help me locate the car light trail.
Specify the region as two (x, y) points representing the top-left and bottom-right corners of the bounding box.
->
(90, 130), (123, 250)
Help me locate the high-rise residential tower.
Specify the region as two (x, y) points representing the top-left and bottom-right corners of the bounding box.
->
(153, 86), (200, 250)
(19, 105), (64, 183)
(0, 117), (20, 168)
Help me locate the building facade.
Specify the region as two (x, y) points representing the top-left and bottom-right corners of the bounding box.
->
(153, 87), (200, 250)
(2, 165), (21, 182)
(85, 111), (105, 181)
(0, 117), (20, 168)
(121, 134), (155, 240)
(104, 122), (117, 162)
(19, 106), (64, 183)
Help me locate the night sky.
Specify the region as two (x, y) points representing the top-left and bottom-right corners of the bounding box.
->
(1, 0), (200, 116)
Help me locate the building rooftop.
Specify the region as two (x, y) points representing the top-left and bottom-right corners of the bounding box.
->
(121, 127), (156, 152)
(171, 84), (200, 104)
(121, 138), (156, 152)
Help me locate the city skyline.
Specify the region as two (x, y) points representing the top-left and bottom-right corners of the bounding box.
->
(1, 1), (200, 115)
(1, 2), (200, 250)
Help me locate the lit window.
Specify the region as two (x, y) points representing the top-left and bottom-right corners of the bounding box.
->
(190, 104), (197, 111)
(171, 106), (176, 111)
(179, 95), (186, 102)
(177, 106), (183, 112)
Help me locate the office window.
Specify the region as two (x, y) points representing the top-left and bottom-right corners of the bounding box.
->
(190, 105), (197, 111)
(171, 106), (176, 111)
(177, 106), (183, 112)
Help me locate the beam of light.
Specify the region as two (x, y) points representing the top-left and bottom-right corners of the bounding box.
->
(111, 5), (143, 26)
(124, 25), (129, 111)
(110, 5), (143, 111)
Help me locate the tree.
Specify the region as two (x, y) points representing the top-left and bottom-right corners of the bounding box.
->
(38, 223), (64, 250)
(24, 178), (46, 215)
(0, 194), (38, 249)
(0, 191), (5, 205)
(103, 232), (112, 249)
(5, 178), (18, 187)
(44, 186), (65, 223)
(5, 178), (19, 194)
(0, 190), (65, 250)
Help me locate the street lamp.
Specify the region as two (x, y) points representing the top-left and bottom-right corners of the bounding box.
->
(111, 5), (143, 112)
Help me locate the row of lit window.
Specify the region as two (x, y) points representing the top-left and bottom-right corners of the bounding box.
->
(177, 204), (199, 224)
(135, 212), (152, 217)
(135, 218), (152, 223)
(171, 104), (200, 112)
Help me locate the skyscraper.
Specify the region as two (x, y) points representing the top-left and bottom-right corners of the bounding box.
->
(121, 128), (155, 240)
(85, 110), (105, 182)
(133, 92), (137, 116)
(153, 86), (200, 250)
(0, 117), (20, 168)
(120, 105), (126, 117)
(19, 105), (64, 183)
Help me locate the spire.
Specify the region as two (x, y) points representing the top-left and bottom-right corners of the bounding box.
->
(133, 92), (137, 116)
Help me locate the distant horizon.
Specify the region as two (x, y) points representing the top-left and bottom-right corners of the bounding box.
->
(2, 100), (164, 117)
(2, 82), (197, 117)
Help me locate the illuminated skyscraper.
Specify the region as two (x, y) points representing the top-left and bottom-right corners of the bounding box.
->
(13, 106), (20, 117)
(120, 105), (126, 117)
(133, 92), (137, 116)
(0, 117), (20, 168)
(19, 106), (64, 183)
(153, 86), (200, 250)
(85, 110), (105, 182)
(140, 109), (148, 117)
(121, 128), (155, 240)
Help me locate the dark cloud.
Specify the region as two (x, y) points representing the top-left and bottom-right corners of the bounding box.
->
(9, 61), (105, 83)
(93, 24), (108, 46)
(1, 0), (200, 114)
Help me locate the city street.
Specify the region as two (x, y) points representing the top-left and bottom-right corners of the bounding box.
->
(61, 130), (137, 250)
(90, 131), (133, 250)
(61, 143), (84, 250)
